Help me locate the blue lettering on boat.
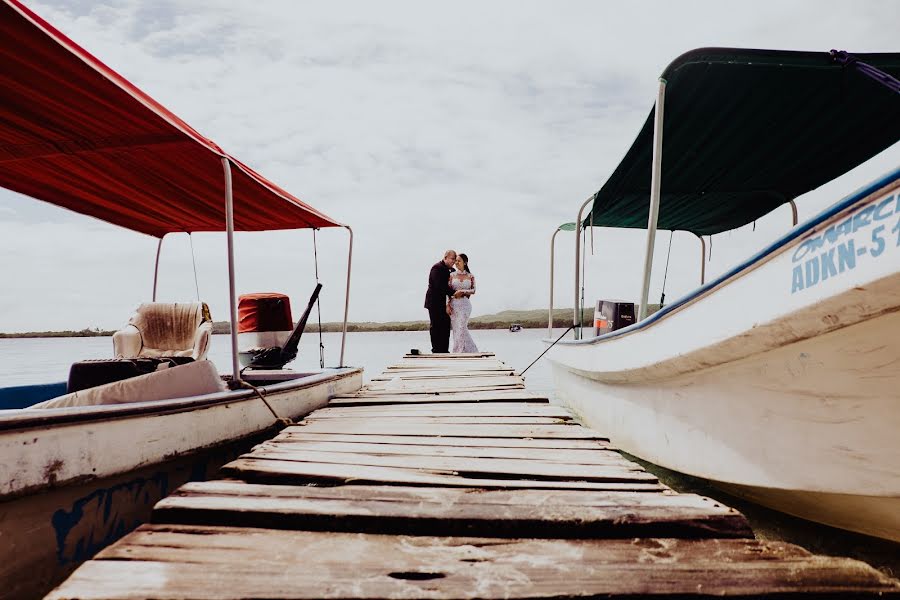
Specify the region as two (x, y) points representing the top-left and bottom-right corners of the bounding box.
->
(790, 193), (896, 293)
(791, 266), (804, 293)
(838, 239), (857, 272)
(805, 257), (820, 287)
(793, 216), (852, 262)
(874, 195), (895, 221)
(852, 205), (875, 232)
(820, 248), (838, 281)
(792, 240), (857, 293)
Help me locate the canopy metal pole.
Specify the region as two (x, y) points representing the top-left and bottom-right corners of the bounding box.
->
(339, 224), (353, 368)
(789, 200), (798, 226)
(221, 157), (240, 383)
(697, 233), (706, 285)
(151, 235), (164, 301)
(573, 195), (594, 340)
(549, 226), (562, 337)
(638, 78), (667, 321)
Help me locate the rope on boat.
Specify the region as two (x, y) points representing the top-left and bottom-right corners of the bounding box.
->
(188, 232), (201, 301)
(519, 325), (575, 376)
(312, 228), (325, 369)
(229, 378), (294, 429)
(831, 50), (900, 95)
(660, 230), (674, 308)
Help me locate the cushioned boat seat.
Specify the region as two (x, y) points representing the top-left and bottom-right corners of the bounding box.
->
(28, 360), (225, 409)
(113, 302), (213, 360)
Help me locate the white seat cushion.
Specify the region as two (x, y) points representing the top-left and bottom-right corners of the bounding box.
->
(29, 360), (225, 409)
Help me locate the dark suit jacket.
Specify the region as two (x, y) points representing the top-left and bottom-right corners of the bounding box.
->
(424, 261), (454, 309)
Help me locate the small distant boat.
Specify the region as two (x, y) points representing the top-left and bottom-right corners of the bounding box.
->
(0, 2), (361, 598)
(548, 48), (900, 542)
(509, 323), (523, 332)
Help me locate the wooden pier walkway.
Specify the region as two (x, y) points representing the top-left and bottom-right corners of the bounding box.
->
(46, 353), (899, 598)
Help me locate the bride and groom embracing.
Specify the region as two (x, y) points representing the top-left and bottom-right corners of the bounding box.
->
(423, 249), (478, 353)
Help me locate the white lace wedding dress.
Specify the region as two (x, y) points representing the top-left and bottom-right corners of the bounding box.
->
(450, 274), (478, 353)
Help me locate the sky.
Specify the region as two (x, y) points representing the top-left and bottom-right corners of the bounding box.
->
(1, 0), (898, 332)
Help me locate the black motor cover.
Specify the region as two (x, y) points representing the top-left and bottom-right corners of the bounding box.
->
(244, 283), (322, 370)
(594, 300), (636, 335)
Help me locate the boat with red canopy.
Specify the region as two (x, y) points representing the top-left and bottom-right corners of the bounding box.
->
(0, 1), (362, 597)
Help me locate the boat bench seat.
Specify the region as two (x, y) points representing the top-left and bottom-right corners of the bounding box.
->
(28, 360), (225, 409)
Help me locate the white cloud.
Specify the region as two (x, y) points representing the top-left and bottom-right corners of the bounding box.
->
(1, 0), (898, 332)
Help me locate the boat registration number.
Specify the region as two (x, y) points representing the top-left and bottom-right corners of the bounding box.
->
(791, 191), (900, 293)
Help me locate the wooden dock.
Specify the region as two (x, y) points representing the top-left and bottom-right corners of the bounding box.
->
(46, 353), (900, 598)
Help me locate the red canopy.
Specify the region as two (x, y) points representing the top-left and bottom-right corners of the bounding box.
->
(0, 0), (343, 237)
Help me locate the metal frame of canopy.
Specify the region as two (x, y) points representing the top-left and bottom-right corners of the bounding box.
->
(1, 0), (354, 378)
(147, 160), (355, 378)
(547, 222), (576, 337)
(564, 48), (899, 340)
(565, 176), (799, 339)
(218, 159), (355, 380)
(566, 193), (799, 338)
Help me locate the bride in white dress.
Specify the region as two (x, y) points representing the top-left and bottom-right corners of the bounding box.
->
(447, 253), (478, 353)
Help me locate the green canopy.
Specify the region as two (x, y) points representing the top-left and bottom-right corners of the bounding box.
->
(585, 48), (900, 236)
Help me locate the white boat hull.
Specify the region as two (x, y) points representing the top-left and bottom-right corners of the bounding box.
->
(550, 174), (900, 542)
(0, 368), (362, 600)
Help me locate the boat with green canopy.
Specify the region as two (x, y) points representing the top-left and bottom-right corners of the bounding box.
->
(546, 47), (900, 541)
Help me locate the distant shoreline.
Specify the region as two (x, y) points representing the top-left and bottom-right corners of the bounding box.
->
(0, 309), (593, 339)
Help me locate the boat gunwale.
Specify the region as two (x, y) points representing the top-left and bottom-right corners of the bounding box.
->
(0, 367), (362, 433)
(550, 166), (900, 348)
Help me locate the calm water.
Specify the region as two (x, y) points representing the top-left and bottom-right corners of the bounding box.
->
(0, 328), (559, 393)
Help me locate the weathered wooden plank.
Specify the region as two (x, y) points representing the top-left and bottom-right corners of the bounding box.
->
(404, 352), (495, 358)
(258, 440), (620, 464)
(374, 365), (515, 377)
(241, 448), (656, 483)
(302, 416), (570, 425)
(370, 374), (521, 383)
(47, 526), (900, 599)
(329, 390), (549, 405)
(221, 457), (664, 491)
(310, 403), (573, 418)
(363, 382), (525, 389)
(365, 380), (525, 393)
(391, 356), (504, 362)
(371, 371), (517, 380)
(290, 422), (605, 439)
(277, 432), (611, 449)
(385, 363), (510, 371)
(390, 357), (505, 363)
(362, 385), (526, 395)
(152, 481), (753, 539)
(384, 367), (511, 374)
(335, 389), (541, 398)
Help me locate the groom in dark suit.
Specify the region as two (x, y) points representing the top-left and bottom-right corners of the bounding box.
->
(424, 250), (457, 353)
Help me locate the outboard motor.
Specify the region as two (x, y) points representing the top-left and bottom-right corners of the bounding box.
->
(594, 299), (635, 337)
(238, 284), (322, 370)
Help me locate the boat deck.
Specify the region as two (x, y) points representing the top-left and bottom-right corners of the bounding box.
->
(45, 353), (900, 598)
